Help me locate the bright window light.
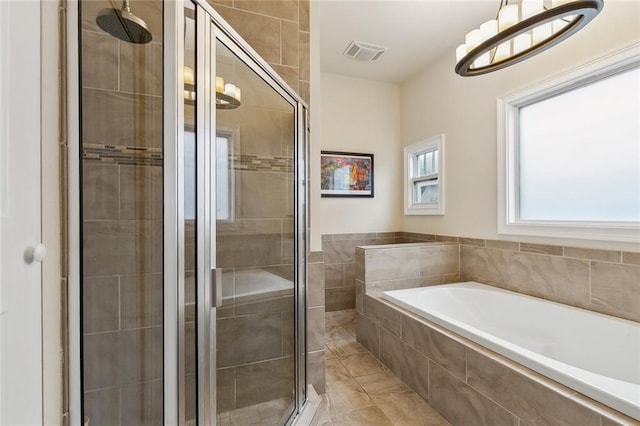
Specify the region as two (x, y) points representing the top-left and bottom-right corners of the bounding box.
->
(498, 45), (640, 242)
(519, 68), (640, 222)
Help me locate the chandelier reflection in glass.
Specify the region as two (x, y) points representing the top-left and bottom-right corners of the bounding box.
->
(183, 66), (242, 109)
(455, 0), (603, 77)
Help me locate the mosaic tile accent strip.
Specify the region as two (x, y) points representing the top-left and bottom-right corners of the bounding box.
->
(83, 144), (294, 172)
(83, 143), (163, 167)
(232, 155), (293, 173)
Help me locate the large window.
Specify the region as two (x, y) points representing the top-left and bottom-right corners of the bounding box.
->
(404, 135), (445, 215)
(498, 46), (640, 242)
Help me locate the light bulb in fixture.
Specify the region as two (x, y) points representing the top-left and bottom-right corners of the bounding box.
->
(498, 4), (518, 31)
(215, 76), (225, 93)
(454, 0), (604, 77)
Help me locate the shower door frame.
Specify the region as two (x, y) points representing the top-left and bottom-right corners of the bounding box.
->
(164, 0), (308, 425)
(66, 0), (308, 424)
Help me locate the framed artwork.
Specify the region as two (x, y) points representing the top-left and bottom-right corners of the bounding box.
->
(320, 151), (374, 197)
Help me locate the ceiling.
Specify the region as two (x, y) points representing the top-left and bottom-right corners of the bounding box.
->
(318, 0), (499, 83)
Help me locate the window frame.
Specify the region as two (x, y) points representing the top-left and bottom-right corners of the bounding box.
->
(404, 134), (445, 215)
(215, 127), (237, 223)
(497, 42), (640, 242)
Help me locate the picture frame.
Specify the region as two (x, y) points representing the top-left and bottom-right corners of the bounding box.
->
(320, 151), (374, 197)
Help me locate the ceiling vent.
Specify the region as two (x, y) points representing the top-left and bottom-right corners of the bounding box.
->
(343, 41), (386, 62)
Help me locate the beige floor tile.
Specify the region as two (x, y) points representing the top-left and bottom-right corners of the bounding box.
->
(325, 324), (354, 342)
(322, 378), (376, 416)
(311, 402), (334, 426)
(326, 338), (368, 360)
(320, 309), (450, 426)
(325, 357), (351, 384)
(342, 321), (357, 336)
(330, 406), (393, 426)
(340, 352), (388, 378)
(325, 345), (337, 360)
(325, 316), (341, 329)
(376, 388), (451, 425)
(354, 370), (408, 404)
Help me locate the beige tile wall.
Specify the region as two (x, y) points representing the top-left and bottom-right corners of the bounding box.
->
(458, 238), (640, 322)
(354, 242), (460, 312)
(308, 251), (326, 394)
(81, 1), (165, 423)
(357, 295), (637, 425)
(209, 0), (310, 104)
(326, 231), (640, 322)
(322, 232), (400, 311)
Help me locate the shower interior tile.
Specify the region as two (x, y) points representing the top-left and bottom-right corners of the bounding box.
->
(82, 162), (120, 220)
(234, 357), (295, 408)
(120, 379), (164, 426)
(216, 312), (283, 367)
(84, 387), (120, 426)
(81, 30), (119, 91)
(119, 41), (163, 97)
(119, 165), (163, 220)
(83, 275), (120, 334)
(281, 21), (299, 68)
(120, 273), (163, 329)
(299, 31), (310, 81)
(82, 88), (163, 148)
(213, 6), (281, 64)
(82, 220), (163, 276)
(233, 0), (299, 22)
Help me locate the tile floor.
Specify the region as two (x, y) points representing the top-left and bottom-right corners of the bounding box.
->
(316, 309), (451, 426)
(216, 397), (292, 426)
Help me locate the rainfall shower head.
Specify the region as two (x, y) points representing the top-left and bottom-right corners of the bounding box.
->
(96, 0), (152, 44)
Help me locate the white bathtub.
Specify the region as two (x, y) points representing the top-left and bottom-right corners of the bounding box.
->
(382, 282), (640, 420)
(229, 269), (293, 303)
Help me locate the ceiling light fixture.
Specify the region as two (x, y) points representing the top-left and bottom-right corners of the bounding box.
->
(455, 0), (603, 77)
(183, 67), (242, 109)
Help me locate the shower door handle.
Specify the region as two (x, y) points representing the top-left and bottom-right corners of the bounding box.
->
(211, 268), (223, 308)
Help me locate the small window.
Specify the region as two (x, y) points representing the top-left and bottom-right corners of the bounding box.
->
(184, 130), (235, 222)
(404, 135), (445, 215)
(216, 132), (235, 222)
(498, 45), (640, 242)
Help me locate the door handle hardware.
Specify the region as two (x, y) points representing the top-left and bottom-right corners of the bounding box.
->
(211, 268), (223, 308)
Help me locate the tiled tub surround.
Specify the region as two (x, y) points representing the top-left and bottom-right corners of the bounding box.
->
(354, 242), (460, 312)
(384, 283), (640, 420)
(322, 232), (403, 311)
(459, 240), (640, 323)
(353, 242), (640, 425)
(356, 295), (639, 425)
(325, 231), (640, 323)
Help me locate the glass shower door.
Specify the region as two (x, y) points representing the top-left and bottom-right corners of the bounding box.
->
(213, 37), (298, 425)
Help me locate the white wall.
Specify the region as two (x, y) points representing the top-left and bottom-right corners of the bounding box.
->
(41, 0), (62, 423)
(309, 0), (322, 251)
(400, 1), (640, 251)
(319, 72), (402, 235)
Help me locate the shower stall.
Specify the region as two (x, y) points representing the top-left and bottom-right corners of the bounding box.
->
(70, 0), (308, 424)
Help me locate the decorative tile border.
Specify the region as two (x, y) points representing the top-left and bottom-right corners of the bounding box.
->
(83, 143), (163, 167)
(232, 154), (293, 173)
(83, 144), (293, 172)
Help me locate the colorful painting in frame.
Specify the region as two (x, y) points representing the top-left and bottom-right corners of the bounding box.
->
(320, 151), (374, 197)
